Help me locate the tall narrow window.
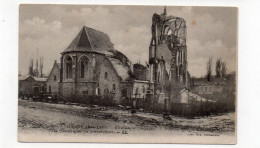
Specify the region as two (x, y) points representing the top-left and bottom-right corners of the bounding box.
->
(54, 75), (56, 81)
(65, 56), (72, 79)
(158, 72), (161, 83)
(79, 56), (88, 78)
(151, 40), (156, 57)
(97, 88), (101, 95)
(81, 60), (85, 78)
(49, 85), (52, 93)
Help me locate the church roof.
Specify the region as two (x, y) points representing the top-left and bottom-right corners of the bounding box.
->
(19, 75), (32, 81)
(54, 62), (61, 70)
(56, 62), (61, 69)
(107, 57), (131, 82)
(63, 26), (114, 53)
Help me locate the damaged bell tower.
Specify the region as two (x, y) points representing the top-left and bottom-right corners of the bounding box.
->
(149, 7), (190, 103)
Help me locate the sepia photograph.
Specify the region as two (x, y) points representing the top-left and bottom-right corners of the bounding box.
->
(18, 4), (237, 144)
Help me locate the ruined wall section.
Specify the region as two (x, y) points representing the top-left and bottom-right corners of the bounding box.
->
(164, 17), (187, 86)
(149, 13), (188, 86)
(133, 63), (149, 81)
(148, 12), (190, 105)
(97, 56), (122, 103)
(132, 81), (150, 99)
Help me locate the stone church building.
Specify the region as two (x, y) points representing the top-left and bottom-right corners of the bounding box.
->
(47, 7), (191, 106)
(54, 26), (150, 103)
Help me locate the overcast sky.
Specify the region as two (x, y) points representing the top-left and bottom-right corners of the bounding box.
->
(19, 5), (237, 77)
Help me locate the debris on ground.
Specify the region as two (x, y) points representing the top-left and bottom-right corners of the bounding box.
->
(18, 100), (235, 135)
(131, 109), (137, 114)
(90, 105), (98, 108)
(163, 113), (172, 120)
(125, 106), (132, 110)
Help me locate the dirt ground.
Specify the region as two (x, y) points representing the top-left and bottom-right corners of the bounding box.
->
(18, 99), (236, 143)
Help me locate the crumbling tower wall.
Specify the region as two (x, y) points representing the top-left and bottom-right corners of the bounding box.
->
(148, 8), (189, 103)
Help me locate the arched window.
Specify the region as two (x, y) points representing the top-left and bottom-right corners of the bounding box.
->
(151, 40), (156, 57)
(97, 88), (101, 95)
(49, 85), (52, 93)
(65, 56), (72, 79)
(80, 56), (88, 78)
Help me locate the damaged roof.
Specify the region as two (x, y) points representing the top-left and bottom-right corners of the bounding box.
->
(107, 57), (131, 82)
(19, 75), (32, 81)
(19, 75), (47, 82)
(57, 63), (61, 69)
(63, 26), (114, 53)
(33, 77), (47, 82)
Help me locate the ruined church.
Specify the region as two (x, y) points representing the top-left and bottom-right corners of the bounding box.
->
(47, 7), (190, 106)
(148, 7), (190, 104)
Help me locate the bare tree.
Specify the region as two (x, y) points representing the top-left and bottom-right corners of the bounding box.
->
(29, 58), (34, 75)
(206, 58), (212, 82)
(221, 61), (227, 78)
(215, 58), (227, 78)
(215, 58), (222, 78)
(40, 57), (43, 77)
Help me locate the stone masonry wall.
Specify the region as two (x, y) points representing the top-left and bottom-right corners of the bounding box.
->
(60, 52), (123, 103)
